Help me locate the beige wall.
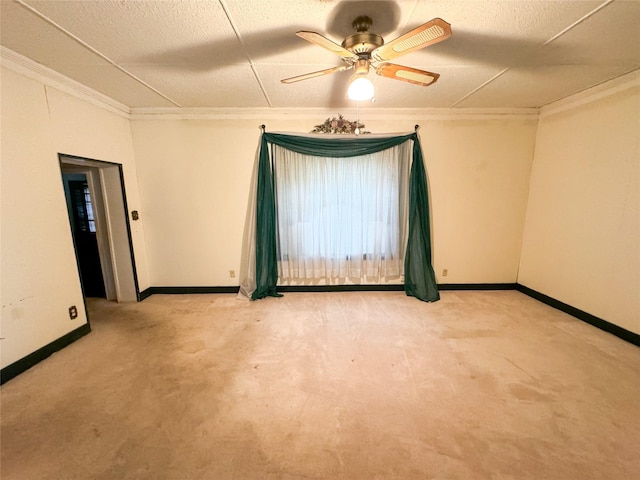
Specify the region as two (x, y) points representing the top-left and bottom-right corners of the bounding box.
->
(419, 118), (536, 283)
(1, 68), (86, 368)
(131, 119), (257, 286)
(519, 82), (640, 334)
(131, 116), (537, 287)
(0, 65), (149, 369)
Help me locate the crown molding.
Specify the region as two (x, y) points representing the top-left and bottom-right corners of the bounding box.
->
(129, 106), (539, 121)
(540, 69), (640, 119)
(1, 47), (131, 118)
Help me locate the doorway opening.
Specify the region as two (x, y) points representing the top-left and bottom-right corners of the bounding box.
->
(64, 174), (106, 297)
(60, 154), (139, 302)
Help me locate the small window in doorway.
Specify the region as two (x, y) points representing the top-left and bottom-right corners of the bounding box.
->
(70, 181), (96, 233)
(83, 186), (96, 233)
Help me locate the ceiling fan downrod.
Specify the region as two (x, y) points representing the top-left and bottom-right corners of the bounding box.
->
(352, 15), (373, 33)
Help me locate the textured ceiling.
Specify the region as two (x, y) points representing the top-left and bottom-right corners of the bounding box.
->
(1, 0), (639, 110)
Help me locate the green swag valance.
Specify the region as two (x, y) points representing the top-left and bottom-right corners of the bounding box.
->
(252, 131), (439, 303)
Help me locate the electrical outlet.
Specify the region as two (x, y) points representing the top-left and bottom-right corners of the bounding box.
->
(442, 269), (448, 277)
(229, 270), (236, 278)
(69, 305), (78, 320)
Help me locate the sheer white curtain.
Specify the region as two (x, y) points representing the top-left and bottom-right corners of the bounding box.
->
(274, 142), (411, 284)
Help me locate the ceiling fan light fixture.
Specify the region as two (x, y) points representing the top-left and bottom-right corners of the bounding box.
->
(347, 75), (374, 101)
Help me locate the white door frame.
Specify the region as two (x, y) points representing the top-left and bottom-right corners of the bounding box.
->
(60, 155), (139, 302)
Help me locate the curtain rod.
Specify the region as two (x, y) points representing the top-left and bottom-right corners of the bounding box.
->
(262, 124), (419, 134)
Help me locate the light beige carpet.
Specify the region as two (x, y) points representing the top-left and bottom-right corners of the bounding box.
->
(1, 291), (639, 479)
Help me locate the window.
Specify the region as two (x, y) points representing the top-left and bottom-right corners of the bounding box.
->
(83, 186), (97, 233)
(70, 181), (96, 233)
(242, 131), (439, 302)
(274, 143), (410, 282)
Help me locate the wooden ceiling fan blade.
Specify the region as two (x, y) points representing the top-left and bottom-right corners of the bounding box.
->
(296, 31), (358, 61)
(375, 63), (440, 87)
(281, 65), (351, 84)
(372, 18), (451, 62)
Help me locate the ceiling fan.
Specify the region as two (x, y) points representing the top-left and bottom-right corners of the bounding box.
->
(281, 15), (452, 99)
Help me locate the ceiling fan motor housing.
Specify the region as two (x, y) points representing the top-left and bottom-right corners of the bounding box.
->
(342, 33), (384, 56)
(342, 15), (384, 57)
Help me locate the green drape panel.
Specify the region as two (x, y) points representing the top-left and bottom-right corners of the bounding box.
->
(252, 134), (282, 300)
(404, 137), (440, 302)
(252, 131), (439, 302)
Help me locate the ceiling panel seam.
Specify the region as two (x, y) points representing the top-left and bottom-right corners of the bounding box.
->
(534, 0), (618, 106)
(449, 68), (510, 108)
(219, 0), (272, 107)
(402, 0), (420, 36)
(16, 0), (183, 107)
(447, 0), (616, 108)
(543, 0), (615, 46)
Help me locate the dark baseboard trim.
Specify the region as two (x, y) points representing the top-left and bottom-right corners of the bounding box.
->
(138, 288), (154, 301)
(278, 284), (405, 293)
(145, 286), (241, 295)
(516, 284), (640, 347)
(1, 323), (92, 385)
(140, 283), (519, 297)
(278, 284), (517, 293)
(438, 283), (518, 291)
